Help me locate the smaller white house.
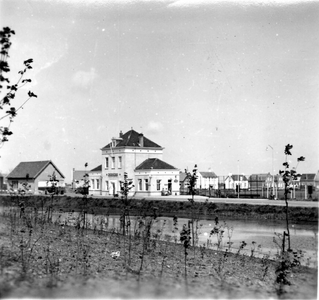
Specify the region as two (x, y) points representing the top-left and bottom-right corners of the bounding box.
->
(197, 171), (218, 189)
(134, 158), (180, 196)
(224, 174), (249, 190)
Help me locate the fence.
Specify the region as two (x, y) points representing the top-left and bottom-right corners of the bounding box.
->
(180, 176), (318, 200)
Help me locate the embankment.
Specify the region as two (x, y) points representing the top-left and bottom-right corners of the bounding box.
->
(1, 195), (318, 224)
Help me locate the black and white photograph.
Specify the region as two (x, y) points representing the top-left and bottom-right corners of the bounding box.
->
(0, 0), (318, 299)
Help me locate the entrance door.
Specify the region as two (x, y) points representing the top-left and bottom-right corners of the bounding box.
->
(168, 179), (172, 194)
(111, 182), (116, 195)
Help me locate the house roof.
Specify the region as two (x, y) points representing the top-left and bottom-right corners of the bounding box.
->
(179, 172), (188, 182)
(101, 129), (162, 150)
(249, 174), (269, 180)
(72, 170), (87, 182)
(135, 158), (177, 171)
(199, 171), (217, 178)
(226, 174), (248, 181)
(300, 173), (316, 181)
(90, 165), (102, 172)
(7, 161), (65, 179)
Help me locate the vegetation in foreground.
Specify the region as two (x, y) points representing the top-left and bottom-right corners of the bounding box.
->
(0, 204), (317, 299)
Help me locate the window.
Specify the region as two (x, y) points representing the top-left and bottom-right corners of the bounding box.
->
(96, 179), (100, 190)
(138, 179), (142, 190)
(156, 180), (161, 191)
(111, 157), (115, 169)
(118, 156), (122, 169)
(145, 179), (149, 191)
(105, 157), (109, 169)
(105, 181), (109, 191)
(91, 179), (95, 189)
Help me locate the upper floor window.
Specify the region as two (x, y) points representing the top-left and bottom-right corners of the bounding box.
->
(111, 157), (115, 169)
(118, 156), (122, 169)
(105, 157), (109, 169)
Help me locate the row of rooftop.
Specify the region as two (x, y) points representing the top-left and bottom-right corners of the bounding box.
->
(1, 129), (318, 196)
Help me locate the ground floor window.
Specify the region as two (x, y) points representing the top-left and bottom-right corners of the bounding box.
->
(138, 179), (142, 191)
(145, 179), (148, 191)
(168, 179), (172, 192)
(156, 180), (161, 191)
(96, 179), (100, 190)
(11, 181), (18, 189)
(105, 181), (109, 191)
(91, 179), (95, 189)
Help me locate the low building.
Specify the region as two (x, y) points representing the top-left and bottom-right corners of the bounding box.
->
(224, 174), (249, 190)
(197, 171), (218, 190)
(0, 173), (8, 191)
(300, 172), (319, 189)
(299, 172), (319, 197)
(71, 168), (87, 189)
(248, 173), (269, 191)
(134, 158), (180, 196)
(7, 160), (65, 193)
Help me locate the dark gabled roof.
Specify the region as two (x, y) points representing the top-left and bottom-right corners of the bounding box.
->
(135, 158), (177, 171)
(90, 165), (102, 172)
(300, 174), (316, 181)
(249, 174), (269, 180)
(73, 170), (87, 182)
(179, 172), (189, 182)
(199, 171), (217, 178)
(7, 161), (65, 179)
(101, 129), (162, 150)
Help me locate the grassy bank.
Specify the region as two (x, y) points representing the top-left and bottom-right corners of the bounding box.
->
(0, 203), (317, 299)
(1, 195), (318, 223)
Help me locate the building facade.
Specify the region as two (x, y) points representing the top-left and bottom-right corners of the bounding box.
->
(7, 161), (65, 193)
(94, 129), (179, 196)
(224, 174), (249, 190)
(197, 171), (218, 190)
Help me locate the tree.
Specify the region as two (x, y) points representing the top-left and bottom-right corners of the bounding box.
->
(0, 27), (37, 148)
(278, 144), (305, 252)
(185, 165), (198, 247)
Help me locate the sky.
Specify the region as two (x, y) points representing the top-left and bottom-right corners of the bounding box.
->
(0, 0), (318, 183)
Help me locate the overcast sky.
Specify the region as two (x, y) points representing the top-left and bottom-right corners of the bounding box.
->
(1, 0), (318, 182)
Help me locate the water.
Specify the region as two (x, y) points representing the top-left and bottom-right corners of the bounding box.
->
(51, 212), (318, 267)
(1, 206), (316, 266)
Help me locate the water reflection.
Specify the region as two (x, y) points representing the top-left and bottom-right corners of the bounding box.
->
(51, 212), (317, 267)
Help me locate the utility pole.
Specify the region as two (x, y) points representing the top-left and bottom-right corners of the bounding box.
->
(238, 160), (240, 199)
(268, 145), (274, 198)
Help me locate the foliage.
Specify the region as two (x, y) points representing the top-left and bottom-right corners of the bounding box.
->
(278, 144), (305, 251)
(0, 27), (37, 147)
(185, 164), (198, 248)
(275, 144), (305, 295)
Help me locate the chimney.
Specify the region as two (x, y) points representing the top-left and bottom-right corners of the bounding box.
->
(138, 133), (144, 147)
(119, 130), (123, 138)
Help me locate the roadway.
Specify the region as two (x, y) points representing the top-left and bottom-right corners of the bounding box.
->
(66, 192), (319, 208)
